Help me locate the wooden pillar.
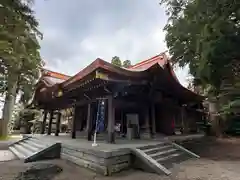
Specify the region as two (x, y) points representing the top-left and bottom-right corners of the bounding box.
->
(86, 103), (93, 141)
(142, 106), (151, 139)
(41, 110), (47, 134)
(78, 109), (84, 131)
(181, 107), (184, 133)
(120, 110), (124, 134)
(55, 112), (61, 136)
(151, 103), (156, 136)
(47, 110), (54, 135)
(181, 106), (189, 134)
(72, 107), (77, 139)
(107, 95), (115, 143)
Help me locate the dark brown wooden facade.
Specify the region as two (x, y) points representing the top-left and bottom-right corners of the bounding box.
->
(32, 54), (204, 143)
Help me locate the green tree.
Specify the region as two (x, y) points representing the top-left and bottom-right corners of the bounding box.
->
(111, 56), (122, 67)
(0, 0), (42, 137)
(122, 60), (131, 68)
(16, 108), (41, 134)
(160, 0), (240, 135)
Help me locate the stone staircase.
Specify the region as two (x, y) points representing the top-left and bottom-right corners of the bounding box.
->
(133, 142), (199, 175)
(9, 136), (61, 163)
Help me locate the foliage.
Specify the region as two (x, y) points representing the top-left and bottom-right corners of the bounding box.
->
(0, 136), (12, 141)
(0, 0), (42, 98)
(111, 57), (132, 69)
(111, 56), (122, 67)
(0, 0), (42, 136)
(160, 0), (240, 116)
(10, 103), (23, 132)
(122, 60), (132, 68)
(220, 80), (240, 115)
(16, 108), (41, 133)
(0, 73), (7, 94)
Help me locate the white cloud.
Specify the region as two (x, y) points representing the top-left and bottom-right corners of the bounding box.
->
(0, 0), (191, 116)
(34, 0), (189, 87)
(175, 66), (190, 88)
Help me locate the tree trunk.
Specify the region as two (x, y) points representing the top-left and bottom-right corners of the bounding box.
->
(1, 74), (18, 137)
(208, 98), (221, 137)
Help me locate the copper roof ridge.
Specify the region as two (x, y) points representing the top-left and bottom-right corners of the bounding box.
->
(129, 51), (167, 69)
(41, 68), (71, 80)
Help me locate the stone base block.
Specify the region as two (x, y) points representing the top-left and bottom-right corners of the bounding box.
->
(61, 146), (131, 176)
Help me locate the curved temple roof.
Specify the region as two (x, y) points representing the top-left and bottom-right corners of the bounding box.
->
(128, 53), (167, 70)
(39, 52), (173, 88)
(39, 69), (71, 87)
(33, 52), (203, 107)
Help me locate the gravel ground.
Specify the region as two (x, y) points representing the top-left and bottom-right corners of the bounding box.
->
(0, 137), (239, 180)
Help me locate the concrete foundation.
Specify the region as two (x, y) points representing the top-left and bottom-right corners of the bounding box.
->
(27, 133), (204, 176)
(62, 145), (131, 175)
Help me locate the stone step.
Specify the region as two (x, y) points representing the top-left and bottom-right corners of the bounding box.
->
(150, 148), (178, 159)
(134, 142), (199, 175)
(143, 145), (172, 155)
(166, 153), (191, 169)
(9, 146), (26, 159)
(19, 141), (40, 153)
(9, 137), (61, 163)
(139, 143), (165, 151)
(14, 144), (33, 158)
(132, 147), (172, 175)
(27, 139), (47, 149)
(27, 138), (45, 146)
(156, 152), (182, 163)
(30, 137), (45, 143)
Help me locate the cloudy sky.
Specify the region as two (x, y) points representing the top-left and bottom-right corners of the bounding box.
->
(0, 0), (191, 118)
(33, 0), (189, 87)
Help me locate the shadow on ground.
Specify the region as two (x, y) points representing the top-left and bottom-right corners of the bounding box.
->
(14, 163), (62, 180)
(179, 136), (240, 161)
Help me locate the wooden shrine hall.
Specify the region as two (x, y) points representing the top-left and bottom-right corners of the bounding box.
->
(31, 52), (204, 143)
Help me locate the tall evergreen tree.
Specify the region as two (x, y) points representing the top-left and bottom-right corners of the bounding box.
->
(160, 0), (240, 135)
(0, 0), (42, 137)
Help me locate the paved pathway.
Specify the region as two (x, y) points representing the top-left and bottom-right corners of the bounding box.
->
(0, 135), (21, 161)
(0, 150), (16, 161)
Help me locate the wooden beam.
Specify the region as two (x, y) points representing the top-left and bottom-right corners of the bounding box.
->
(113, 98), (148, 109)
(41, 77), (147, 109)
(47, 86), (111, 110)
